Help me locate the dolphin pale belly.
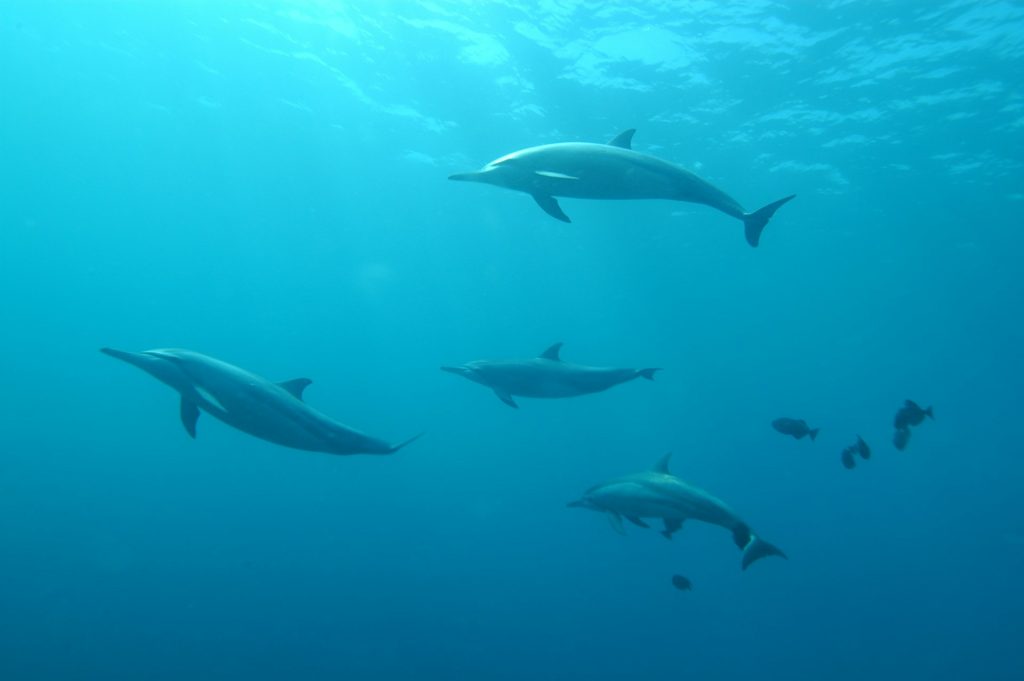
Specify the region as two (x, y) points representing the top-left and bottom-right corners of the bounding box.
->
(450, 129), (795, 247)
(569, 453), (786, 570)
(442, 342), (660, 408)
(101, 347), (421, 456)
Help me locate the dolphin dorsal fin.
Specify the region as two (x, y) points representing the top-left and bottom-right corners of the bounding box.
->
(539, 342), (564, 361)
(608, 129), (635, 149)
(278, 378), (312, 400)
(653, 452), (672, 474)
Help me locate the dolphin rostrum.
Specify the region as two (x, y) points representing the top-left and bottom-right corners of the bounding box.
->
(568, 453), (787, 570)
(101, 348), (421, 455)
(449, 129), (795, 247)
(441, 342), (659, 409)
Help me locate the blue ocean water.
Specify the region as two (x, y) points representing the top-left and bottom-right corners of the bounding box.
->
(1, 1), (1022, 679)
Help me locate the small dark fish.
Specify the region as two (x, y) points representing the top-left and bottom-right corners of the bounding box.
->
(894, 399), (934, 430)
(855, 435), (871, 460)
(671, 574), (692, 591)
(841, 447), (856, 470)
(893, 427), (911, 451)
(772, 417), (820, 441)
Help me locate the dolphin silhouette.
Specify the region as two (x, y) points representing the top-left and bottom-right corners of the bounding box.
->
(449, 129), (795, 247)
(101, 347), (421, 455)
(442, 342), (659, 408)
(568, 453), (787, 570)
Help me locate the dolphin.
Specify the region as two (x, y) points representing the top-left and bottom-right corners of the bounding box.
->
(101, 347), (421, 455)
(568, 453), (787, 570)
(441, 342), (659, 408)
(449, 129), (795, 247)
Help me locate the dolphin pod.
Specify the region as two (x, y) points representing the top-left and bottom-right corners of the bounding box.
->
(568, 453), (787, 570)
(102, 128), (806, 589)
(101, 348), (421, 456)
(449, 129), (796, 247)
(101, 341), (797, 581)
(441, 342), (659, 408)
(101, 340), (930, 581)
(94, 124), (942, 590)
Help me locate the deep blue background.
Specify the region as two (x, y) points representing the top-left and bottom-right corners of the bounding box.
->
(2, 2), (1022, 679)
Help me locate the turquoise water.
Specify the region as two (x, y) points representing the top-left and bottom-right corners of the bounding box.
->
(2, 2), (1022, 679)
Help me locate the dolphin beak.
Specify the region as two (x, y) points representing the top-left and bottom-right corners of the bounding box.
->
(440, 365), (468, 376)
(100, 347), (136, 362)
(448, 171), (481, 182)
(566, 499), (585, 508)
(100, 347), (155, 370)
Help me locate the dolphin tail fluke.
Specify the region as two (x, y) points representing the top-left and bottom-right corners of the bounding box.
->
(809, 427), (820, 441)
(925, 406), (934, 420)
(741, 536), (788, 570)
(637, 368), (661, 381)
(742, 194), (795, 247)
(387, 432), (424, 454)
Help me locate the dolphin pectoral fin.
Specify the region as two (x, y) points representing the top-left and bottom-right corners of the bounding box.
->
(533, 194), (571, 222)
(179, 398), (200, 439)
(535, 170), (579, 180)
(626, 515), (650, 528)
(741, 536), (788, 570)
(607, 128), (635, 149)
(607, 512), (626, 535)
(661, 518), (683, 539)
(278, 378), (312, 401)
(493, 389), (518, 409)
(742, 194), (796, 247)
